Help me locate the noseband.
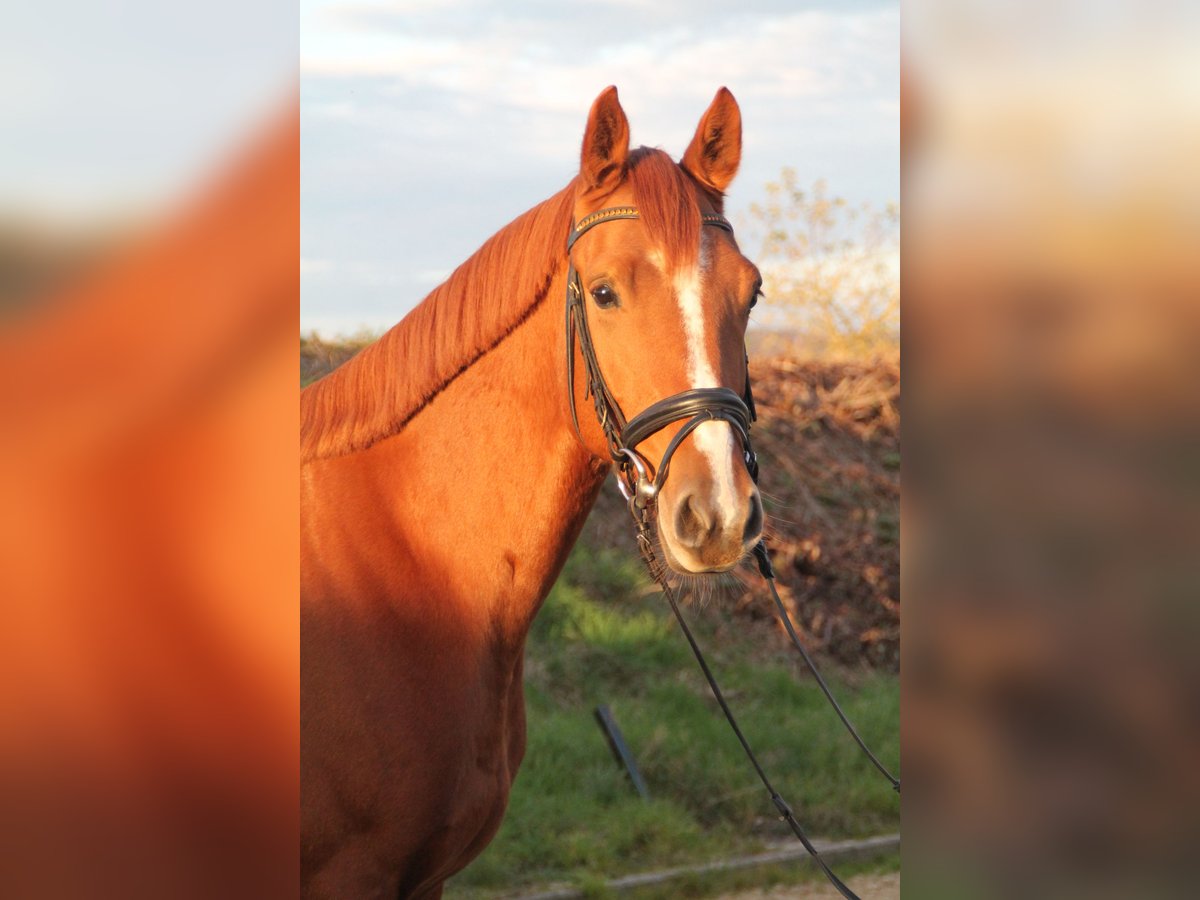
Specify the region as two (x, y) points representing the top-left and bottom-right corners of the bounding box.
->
(564, 206), (760, 520)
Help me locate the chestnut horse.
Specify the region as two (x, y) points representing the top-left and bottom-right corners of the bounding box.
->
(301, 87), (764, 898)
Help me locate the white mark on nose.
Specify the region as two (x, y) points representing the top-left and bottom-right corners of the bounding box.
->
(673, 233), (739, 525)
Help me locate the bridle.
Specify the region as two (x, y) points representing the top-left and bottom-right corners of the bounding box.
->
(565, 206), (758, 525)
(564, 206), (899, 900)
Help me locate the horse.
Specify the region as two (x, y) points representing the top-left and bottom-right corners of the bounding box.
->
(301, 86), (765, 899)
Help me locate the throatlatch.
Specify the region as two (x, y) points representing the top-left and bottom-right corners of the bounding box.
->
(564, 206), (898, 900)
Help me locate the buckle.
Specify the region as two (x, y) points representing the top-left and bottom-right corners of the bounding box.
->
(614, 448), (658, 511)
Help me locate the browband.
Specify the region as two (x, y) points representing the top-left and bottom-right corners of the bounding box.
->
(568, 207), (733, 251)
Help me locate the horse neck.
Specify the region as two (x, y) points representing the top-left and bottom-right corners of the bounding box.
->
(303, 272), (609, 645)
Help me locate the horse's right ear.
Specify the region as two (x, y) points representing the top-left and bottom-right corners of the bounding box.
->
(579, 86), (630, 197)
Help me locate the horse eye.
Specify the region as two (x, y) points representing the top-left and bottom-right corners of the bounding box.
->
(591, 284), (619, 309)
(749, 287), (763, 309)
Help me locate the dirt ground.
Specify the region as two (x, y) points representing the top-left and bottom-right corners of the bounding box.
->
(718, 871), (900, 899)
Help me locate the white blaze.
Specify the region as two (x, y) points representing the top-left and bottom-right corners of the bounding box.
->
(673, 234), (739, 523)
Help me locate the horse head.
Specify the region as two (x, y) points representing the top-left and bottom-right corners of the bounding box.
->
(567, 86), (764, 574)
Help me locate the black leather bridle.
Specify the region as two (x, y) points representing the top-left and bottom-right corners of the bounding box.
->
(562, 206), (898, 900)
(565, 206), (759, 521)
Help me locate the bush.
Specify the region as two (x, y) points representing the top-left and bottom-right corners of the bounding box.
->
(746, 173), (899, 360)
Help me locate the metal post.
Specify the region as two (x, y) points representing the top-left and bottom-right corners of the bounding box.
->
(593, 704), (651, 800)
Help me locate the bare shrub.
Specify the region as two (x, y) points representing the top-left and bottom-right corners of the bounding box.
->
(745, 172), (899, 360)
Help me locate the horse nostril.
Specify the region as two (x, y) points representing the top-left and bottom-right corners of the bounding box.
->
(674, 493), (712, 547)
(743, 493), (763, 543)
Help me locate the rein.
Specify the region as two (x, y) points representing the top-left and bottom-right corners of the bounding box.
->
(565, 207), (898, 900)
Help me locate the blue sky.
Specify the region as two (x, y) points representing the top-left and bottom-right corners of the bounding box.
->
(301, 0), (899, 335)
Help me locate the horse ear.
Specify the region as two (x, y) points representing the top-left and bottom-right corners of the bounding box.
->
(580, 86), (630, 197)
(681, 87), (742, 196)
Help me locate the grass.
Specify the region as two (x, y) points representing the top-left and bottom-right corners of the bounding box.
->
(445, 544), (900, 898)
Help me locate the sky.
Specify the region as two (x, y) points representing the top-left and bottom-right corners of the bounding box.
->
(301, 0), (899, 336)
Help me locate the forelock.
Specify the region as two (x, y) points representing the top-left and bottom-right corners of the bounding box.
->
(626, 148), (702, 272)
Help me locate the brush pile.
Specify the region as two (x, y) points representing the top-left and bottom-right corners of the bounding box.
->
(741, 357), (899, 671)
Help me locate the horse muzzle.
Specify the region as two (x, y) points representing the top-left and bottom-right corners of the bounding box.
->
(613, 388), (762, 574)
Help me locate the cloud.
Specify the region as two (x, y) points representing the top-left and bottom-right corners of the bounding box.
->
(302, 6), (898, 169)
(304, 6), (896, 106)
(300, 257), (335, 274)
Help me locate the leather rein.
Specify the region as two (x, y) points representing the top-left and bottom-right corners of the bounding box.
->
(564, 206), (898, 900)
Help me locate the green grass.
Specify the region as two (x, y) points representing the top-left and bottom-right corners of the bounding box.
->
(445, 545), (900, 897)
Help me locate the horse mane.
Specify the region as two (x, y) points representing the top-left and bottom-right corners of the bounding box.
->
(300, 147), (702, 462)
